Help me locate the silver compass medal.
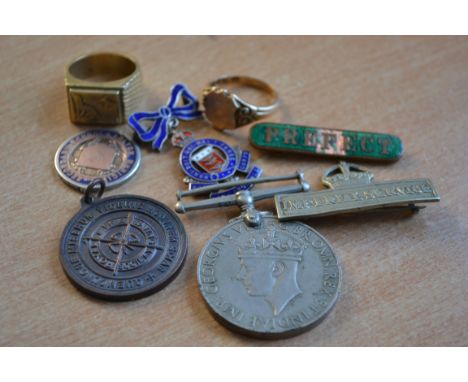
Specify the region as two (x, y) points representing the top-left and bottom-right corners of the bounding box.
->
(175, 173), (341, 339)
(60, 179), (188, 301)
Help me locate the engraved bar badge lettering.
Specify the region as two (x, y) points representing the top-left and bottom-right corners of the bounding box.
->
(60, 179), (188, 301)
(175, 173), (341, 339)
(250, 122), (404, 161)
(275, 162), (440, 221)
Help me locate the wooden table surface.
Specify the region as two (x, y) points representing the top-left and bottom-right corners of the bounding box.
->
(0, 36), (466, 346)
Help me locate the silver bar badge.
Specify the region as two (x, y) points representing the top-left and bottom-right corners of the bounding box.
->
(275, 162), (440, 221)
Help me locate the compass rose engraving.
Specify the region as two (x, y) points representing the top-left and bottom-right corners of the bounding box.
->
(60, 184), (188, 301)
(84, 212), (164, 275)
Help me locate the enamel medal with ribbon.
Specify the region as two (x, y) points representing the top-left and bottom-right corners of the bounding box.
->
(128, 83), (263, 198)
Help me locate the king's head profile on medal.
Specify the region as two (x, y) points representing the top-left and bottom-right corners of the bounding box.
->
(236, 227), (304, 316)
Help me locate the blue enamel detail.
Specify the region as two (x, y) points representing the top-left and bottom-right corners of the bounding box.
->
(180, 138), (238, 182)
(127, 83), (202, 151)
(237, 150), (251, 173)
(189, 182), (213, 190)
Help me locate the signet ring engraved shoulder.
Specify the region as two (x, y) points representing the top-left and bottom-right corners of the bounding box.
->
(65, 53), (143, 125)
(203, 76), (279, 131)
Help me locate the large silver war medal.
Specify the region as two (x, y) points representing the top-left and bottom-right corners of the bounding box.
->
(175, 173), (341, 339)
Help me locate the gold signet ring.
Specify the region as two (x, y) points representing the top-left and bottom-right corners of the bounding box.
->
(65, 52), (143, 125)
(202, 75), (279, 131)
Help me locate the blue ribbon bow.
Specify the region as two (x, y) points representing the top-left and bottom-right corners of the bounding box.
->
(128, 83), (202, 151)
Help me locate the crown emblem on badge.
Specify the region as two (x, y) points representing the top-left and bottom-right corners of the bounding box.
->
(322, 161), (374, 189)
(238, 226), (304, 261)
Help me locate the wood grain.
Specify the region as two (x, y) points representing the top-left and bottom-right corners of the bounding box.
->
(0, 36), (466, 346)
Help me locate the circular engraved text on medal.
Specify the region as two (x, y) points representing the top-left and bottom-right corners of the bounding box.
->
(55, 129), (141, 191)
(197, 215), (341, 339)
(60, 195), (187, 300)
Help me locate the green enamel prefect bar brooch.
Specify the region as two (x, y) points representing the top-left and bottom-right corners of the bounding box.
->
(250, 122), (403, 161)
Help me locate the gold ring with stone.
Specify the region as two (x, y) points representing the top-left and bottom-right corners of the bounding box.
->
(202, 75), (279, 131)
(65, 52), (143, 125)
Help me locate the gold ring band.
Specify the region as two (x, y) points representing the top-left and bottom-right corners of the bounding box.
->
(65, 52), (143, 125)
(202, 75), (279, 131)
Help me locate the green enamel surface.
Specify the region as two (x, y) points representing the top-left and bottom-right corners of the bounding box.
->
(250, 123), (403, 161)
